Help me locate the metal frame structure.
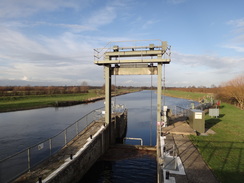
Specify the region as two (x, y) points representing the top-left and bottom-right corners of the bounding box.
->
(94, 40), (171, 183)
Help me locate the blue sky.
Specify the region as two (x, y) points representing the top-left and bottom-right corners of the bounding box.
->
(0, 0), (243, 87)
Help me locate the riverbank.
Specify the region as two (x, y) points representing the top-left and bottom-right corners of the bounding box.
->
(190, 103), (244, 183)
(164, 89), (212, 102)
(0, 88), (141, 113)
(164, 89), (244, 183)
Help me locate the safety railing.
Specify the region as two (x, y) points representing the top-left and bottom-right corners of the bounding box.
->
(167, 103), (212, 120)
(0, 106), (114, 183)
(94, 39), (169, 62)
(123, 137), (143, 146)
(167, 106), (190, 117)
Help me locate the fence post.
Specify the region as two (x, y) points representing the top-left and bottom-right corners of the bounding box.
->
(27, 148), (31, 172)
(76, 121), (78, 135)
(49, 138), (52, 156)
(64, 129), (67, 145)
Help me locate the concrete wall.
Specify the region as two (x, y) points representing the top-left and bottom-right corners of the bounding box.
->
(46, 111), (127, 183)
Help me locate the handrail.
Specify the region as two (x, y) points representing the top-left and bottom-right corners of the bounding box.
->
(0, 106), (120, 183)
(0, 106), (104, 163)
(123, 137), (143, 146)
(0, 105), (126, 183)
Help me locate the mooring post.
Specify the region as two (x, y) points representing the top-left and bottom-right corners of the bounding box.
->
(27, 148), (31, 172)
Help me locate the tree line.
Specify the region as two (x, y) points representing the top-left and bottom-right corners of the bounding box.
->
(0, 85), (90, 96)
(168, 75), (244, 110)
(0, 84), (139, 96)
(1, 75), (243, 109)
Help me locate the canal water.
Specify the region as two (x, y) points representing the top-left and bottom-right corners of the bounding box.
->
(0, 90), (198, 182)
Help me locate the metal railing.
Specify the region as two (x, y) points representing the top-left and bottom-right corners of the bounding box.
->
(168, 103), (212, 118)
(123, 137), (143, 146)
(166, 106), (190, 117)
(94, 39), (170, 62)
(0, 107), (108, 183)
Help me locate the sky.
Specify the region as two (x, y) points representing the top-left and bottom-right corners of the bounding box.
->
(0, 0), (244, 87)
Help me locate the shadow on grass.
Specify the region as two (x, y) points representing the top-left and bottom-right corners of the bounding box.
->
(190, 138), (244, 183)
(205, 114), (225, 129)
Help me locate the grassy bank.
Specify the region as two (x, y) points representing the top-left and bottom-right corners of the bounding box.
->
(164, 89), (211, 101)
(165, 90), (244, 183)
(0, 88), (140, 112)
(190, 103), (244, 183)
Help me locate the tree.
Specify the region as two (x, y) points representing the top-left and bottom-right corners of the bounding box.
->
(217, 75), (244, 110)
(80, 81), (89, 93)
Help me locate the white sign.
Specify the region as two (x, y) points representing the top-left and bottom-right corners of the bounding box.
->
(195, 112), (202, 119)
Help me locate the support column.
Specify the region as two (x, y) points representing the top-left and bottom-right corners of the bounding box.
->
(157, 63), (162, 183)
(157, 63), (162, 124)
(104, 65), (111, 124)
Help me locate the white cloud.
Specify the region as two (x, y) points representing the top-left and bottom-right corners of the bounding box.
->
(166, 51), (244, 87)
(224, 18), (244, 53)
(227, 18), (244, 28)
(223, 45), (244, 53)
(83, 1), (129, 30)
(142, 19), (161, 29)
(0, 0), (86, 18)
(21, 76), (28, 81)
(167, 0), (188, 5)
(0, 25), (103, 85)
(172, 51), (244, 69)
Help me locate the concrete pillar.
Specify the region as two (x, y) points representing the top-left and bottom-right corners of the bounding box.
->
(157, 63), (162, 183)
(157, 63), (162, 124)
(104, 65), (111, 124)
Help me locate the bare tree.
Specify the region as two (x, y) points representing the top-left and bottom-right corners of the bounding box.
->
(218, 75), (244, 109)
(80, 81), (89, 93)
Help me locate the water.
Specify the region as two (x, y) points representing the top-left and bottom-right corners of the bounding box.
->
(79, 90), (198, 183)
(81, 156), (157, 183)
(0, 90), (198, 182)
(0, 101), (104, 160)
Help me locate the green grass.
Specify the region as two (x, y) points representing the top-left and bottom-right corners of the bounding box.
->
(0, 92), (94, 112)
(0, 88), (140, 112)
(190, 103), (244, 183)
(164, 89), (244, 182)
(164, 89), (211, 101)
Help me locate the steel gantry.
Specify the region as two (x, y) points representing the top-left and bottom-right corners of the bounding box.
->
(94, 39), (171, 183)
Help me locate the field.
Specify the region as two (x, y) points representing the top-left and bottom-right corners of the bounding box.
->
(164, 89), (211, 101)
(0, 88), (140, 112)
(166, 90), (244, 183)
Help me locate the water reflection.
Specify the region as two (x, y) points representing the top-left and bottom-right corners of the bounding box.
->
(80, 90), (198, 183)
(81, 156), (157, 183)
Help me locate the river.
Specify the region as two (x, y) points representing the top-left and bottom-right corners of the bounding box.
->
(0, 90), (198, 182)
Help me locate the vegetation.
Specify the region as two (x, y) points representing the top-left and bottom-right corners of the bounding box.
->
(190, 103), (244, 183)
(215, 75), (244, 110)
(164, 89), (211, 101)
(0, 86), (141, 112)
(0, 84), (90, 96)
(167, 74), (244, 110)
(165, 85), (244, 183)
